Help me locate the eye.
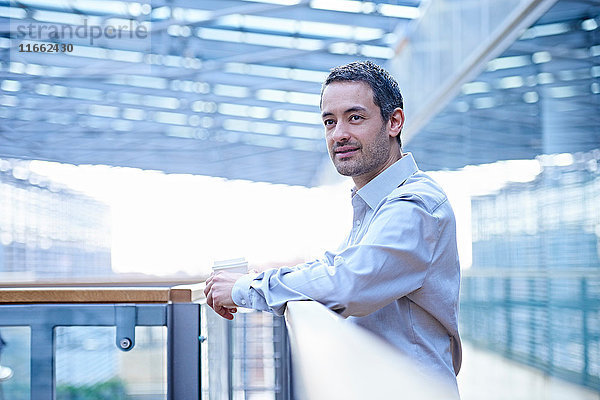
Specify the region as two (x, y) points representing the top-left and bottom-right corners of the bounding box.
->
(350, 115), (363, 122)
(323, 119), (335, 127)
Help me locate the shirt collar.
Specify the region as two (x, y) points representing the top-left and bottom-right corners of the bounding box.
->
(354, 152), (419, 210)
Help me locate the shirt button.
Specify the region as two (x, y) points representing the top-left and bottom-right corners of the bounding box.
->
(355, 220), (361, 226)
(241, 299), (246, 305)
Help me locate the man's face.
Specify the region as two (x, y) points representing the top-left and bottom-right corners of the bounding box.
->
(321, 81), (400, 188)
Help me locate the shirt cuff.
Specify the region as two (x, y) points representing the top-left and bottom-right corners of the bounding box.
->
(231, 273), (259, 307)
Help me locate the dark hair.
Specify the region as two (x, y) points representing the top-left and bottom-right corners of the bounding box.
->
(321, 60), (404, 146)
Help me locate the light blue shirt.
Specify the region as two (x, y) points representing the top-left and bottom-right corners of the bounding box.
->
(232, 153), (462, 389)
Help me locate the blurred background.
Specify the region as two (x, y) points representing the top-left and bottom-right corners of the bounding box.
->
(0, 0), (599, 399)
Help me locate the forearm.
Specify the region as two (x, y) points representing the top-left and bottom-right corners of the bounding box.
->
(233, 243), (429, 317)
(232, 200), (437, 317)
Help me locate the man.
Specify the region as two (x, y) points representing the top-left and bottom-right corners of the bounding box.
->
(205, 60), (461, 391)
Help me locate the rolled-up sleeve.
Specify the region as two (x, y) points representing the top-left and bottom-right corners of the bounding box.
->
(232, 196), (439, 317)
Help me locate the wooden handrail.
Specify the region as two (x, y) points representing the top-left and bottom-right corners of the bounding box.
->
(170, 283), (206, 303)
(284, 301), (455, 400)
(0, 287), (170, 304)
(0, 283), (207, 304)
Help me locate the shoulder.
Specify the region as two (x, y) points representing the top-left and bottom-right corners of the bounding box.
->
(387, 171), (449, 215)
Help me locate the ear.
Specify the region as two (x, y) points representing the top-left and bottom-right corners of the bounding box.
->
(388, 108), (404, 139)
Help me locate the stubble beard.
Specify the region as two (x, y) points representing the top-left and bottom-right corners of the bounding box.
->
(332, 123), (391, 177)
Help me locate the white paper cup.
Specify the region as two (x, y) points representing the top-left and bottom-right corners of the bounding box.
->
(212, 258), (248, 274)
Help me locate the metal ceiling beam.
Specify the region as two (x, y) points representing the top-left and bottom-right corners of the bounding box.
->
(401, 0), (561, 144)
(150, 0), (311, 34)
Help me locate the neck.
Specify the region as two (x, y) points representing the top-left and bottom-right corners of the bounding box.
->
(353, 151), (402, 190)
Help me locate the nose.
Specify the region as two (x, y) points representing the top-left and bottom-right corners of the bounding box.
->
(330, 122), (351, 143)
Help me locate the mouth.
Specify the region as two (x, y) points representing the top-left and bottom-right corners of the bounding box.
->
(334, 145), (360, 158)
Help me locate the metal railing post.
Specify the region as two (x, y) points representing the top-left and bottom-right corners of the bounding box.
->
(30, 324), (54, 400)
(168, 303), (201, 400)
(274, 315), (292, 400)
(227, 319), (233, 400)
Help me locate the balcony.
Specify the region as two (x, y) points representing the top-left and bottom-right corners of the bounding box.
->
(0, 281), (451, 400)
(0, 283), (205, 399)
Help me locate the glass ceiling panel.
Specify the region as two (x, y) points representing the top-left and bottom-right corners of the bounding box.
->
(0, 0), (419, 186)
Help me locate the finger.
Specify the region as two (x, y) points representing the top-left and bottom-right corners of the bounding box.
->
(204, 273), (215, 289)
(214, 304), (224, 317)
(215, 305), (234, 320)
(205, 274), (214, 286)
(206, 290), (214, 309)
(206, 272), (215, 283)
(204, 278), (215, 296)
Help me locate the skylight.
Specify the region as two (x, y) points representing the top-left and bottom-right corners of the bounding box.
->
(310, 0), (419, 19)
(487, 55), (530, 71)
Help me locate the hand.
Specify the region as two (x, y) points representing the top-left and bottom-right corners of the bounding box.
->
(204, 271), (244, 320)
